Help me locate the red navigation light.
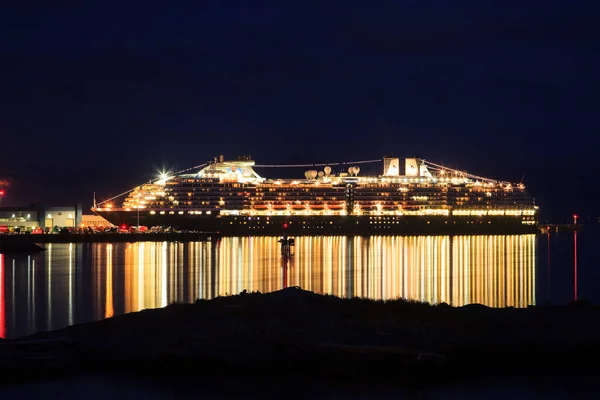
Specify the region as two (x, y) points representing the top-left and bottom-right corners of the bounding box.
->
(120, 224), (127, 230)
(0, 190), (4, 196)
(283, 223), (288, 229)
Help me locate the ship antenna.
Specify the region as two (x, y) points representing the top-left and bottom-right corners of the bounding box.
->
(93, 192), (97, 208)
(520, 174), (525, 184)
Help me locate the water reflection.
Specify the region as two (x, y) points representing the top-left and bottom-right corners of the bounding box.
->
(217, 235), (535, 307)
(0, 234), (535, 338)
(0, 255), (4, 339)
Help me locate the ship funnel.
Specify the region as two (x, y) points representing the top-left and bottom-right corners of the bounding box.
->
(405, 158), (419, 177)
(383, 157), (399, 176)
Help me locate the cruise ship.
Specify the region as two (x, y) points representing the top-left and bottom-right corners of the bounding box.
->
(92, 155), (538, 235)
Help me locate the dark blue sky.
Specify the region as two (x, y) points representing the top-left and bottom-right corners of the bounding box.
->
(0, 0), (597, 221)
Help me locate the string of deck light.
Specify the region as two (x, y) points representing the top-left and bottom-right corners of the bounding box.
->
(171, 163), (208, 175)
(426, 165), (510, 185)
(96, 163), (208, 206)
(253, 158), (382, 168)
(95, 157), (513, 207)
(95, 160), (380, 206)
(423, 160), (511, 185)
(96, 189), (136, 206)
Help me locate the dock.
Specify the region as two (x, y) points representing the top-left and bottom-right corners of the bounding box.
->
(538, 224), (582, 233)
(0, 231), (219, 245)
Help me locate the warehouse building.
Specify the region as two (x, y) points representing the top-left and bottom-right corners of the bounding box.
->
(0, 203), (83, 230)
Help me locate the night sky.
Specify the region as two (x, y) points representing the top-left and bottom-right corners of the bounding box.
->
(0, 0), (597, 222)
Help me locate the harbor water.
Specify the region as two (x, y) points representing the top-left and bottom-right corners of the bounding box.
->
(0, 227), (597, 339)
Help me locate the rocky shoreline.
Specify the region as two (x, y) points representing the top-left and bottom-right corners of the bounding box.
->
(1, 288), (599, 386)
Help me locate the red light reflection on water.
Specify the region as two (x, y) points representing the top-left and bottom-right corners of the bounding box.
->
(574, 231), (578, 301)
(0, 254), (5, 339)
(547, 232), (551, 303)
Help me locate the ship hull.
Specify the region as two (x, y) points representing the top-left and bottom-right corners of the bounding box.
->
(94, 210), (537, 235)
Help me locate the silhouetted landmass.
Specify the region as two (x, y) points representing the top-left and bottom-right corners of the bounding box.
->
(0, 288), (599, 386)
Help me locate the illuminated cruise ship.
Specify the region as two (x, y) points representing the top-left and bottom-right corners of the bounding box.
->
(92, 155), (538, 235)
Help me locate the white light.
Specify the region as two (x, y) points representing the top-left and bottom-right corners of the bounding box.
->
(47, 214), (52, 218)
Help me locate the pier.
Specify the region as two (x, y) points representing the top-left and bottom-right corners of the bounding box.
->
(538, 224), (582, 233)
(0, 231), (219, 246)
(278, 232), (295, 257)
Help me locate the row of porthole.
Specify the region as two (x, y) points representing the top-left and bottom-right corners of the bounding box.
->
(237, 225), (345, 229)
(227, 221), (512, 229)
(225, 219), (509, 226)
(369, 221), (497, 225)
(229, 221), (271, 224)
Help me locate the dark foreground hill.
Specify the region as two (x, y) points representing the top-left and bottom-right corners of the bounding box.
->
(1, 287), (599, 386)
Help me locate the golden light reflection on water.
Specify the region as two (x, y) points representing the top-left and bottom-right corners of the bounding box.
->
(105, 244), (114, 318)
(116, 235), (535, 309)
(207, 235), (535, 308)
(0, 234), (536, 338)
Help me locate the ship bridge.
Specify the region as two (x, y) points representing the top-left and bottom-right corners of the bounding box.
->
(197, 155), (263, 183)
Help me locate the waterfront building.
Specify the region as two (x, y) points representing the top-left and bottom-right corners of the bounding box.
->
(0, 204), (83, 231)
